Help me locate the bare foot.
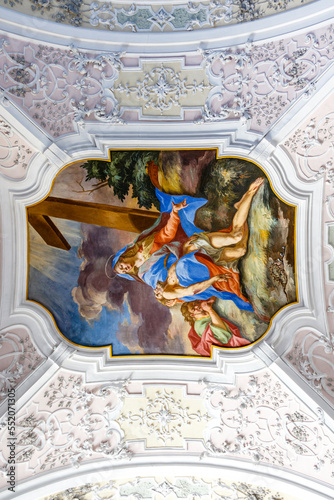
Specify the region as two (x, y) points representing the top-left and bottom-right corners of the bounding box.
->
(234, 178), (264, 209)
(249, 177), (265, 193)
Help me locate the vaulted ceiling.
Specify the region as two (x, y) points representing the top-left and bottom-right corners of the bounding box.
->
(1, 1), (334, 499)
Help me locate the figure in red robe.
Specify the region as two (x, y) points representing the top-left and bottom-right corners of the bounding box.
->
(181, 298), (251, 356)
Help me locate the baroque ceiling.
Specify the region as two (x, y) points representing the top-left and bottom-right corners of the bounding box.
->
(0, 0), (316, 31)
(1, 0), (334, 499)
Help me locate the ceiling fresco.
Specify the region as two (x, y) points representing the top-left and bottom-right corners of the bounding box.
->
(1, 1), (334, 499)
(27, 152), (296, 355)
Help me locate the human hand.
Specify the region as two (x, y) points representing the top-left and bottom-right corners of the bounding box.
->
(214, 273), (231, 283)
(172, 199), (188, 213)
(154, 283), (164, 299)
(200, 300), (214, 312)
(165, 299), (178, 307)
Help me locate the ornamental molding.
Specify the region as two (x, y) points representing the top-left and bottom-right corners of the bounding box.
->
(0, 117), (328, 423)
(54, 119), (263, 157)
(0, 0), (315, 33)
(274, 89), (334, 407)
(0, 329), (43, 404)
(0, 116), (36, 179)
(0, 370), (130, 489)
(2, 23), (334, 136)
(0, 0), (329, 51)
(0, 122), (315, 388)
(3, 464), (334, 500)
(39, 477), (299, 500)
(285, 329), (334, 406)
(203, 370), (334, 485)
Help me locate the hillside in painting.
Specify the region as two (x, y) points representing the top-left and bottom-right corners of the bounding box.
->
(27, 150), (296, 356)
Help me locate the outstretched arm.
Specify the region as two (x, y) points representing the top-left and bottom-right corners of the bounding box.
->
(163, 274), (230, 300)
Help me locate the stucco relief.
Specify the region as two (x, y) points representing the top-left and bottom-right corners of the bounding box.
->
(0, 329), (43, 404)
(203, 370), (334, 484)
(114, 61), (213, 118)
(285, 330), (334, 405)
(0, 117), (35, 178)
(0, 1), (332, 499)
(0, 39), (122, 137)
(282, 92), (334, 405)
(0, 371), (130, 488)
(117, 386), (209, 447)
(1, 23), (334, 135)
(202, 25), (334, 131)
(2, 372), (334, 493)
(0, 0), (315, 32)
(40, 477), (299, 500)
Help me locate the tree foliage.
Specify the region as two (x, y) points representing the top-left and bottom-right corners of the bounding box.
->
(81, 150), (160, 210)
(202, 157), (263, 210)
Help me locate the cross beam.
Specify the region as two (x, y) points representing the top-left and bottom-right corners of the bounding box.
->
(28, 197), (159, 250)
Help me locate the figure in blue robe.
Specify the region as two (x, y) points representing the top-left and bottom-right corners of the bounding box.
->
(112, 188), (207, 287)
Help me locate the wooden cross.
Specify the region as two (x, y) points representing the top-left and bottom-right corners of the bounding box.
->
(27, 197), (159, 250)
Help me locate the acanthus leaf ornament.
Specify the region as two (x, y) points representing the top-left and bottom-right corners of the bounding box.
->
(200, 27), (333, 130)
(0, 373), (131, 483)
(116, 63), (212, 115)
(0, 331), (42, 400)
(118, 387), (210, 446)
(202, 371), (334, 479)
(0, 39), (123, 136)
(0, 0), (313, 32)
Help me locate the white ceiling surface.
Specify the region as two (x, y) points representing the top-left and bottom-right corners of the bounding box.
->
(0, 0), (317, 33)
(1, 1), (334, 499)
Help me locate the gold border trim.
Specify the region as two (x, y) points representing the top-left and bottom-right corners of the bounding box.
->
(26, 148), (298, 359)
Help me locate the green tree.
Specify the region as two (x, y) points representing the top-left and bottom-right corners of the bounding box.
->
(81, 150), (160, 210)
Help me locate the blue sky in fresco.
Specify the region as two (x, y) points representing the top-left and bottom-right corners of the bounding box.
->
(28, 219), (132, 355)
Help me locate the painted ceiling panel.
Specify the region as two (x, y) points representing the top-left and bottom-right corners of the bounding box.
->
(1, 1), (334, 499)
